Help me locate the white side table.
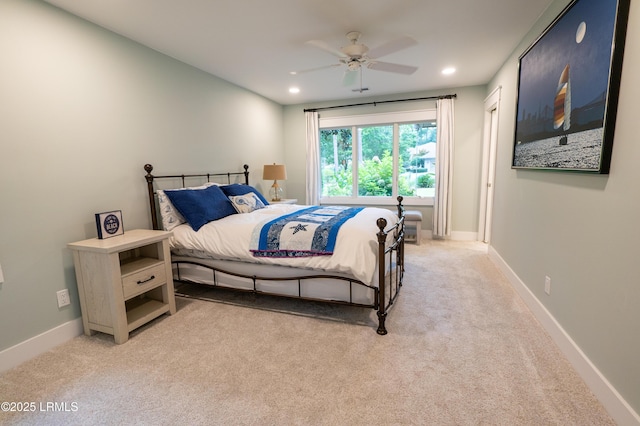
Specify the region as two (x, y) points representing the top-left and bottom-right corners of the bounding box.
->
(68, 229), (176, 344)
(270, 199), (298, 204)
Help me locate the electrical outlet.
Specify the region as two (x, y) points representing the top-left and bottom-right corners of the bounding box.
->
(544, 276), (551, 295)
(56, 289), (71, 307)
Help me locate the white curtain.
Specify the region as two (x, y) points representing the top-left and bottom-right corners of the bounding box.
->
(305, 111), (320, 205)
(433, 98), (455, 239)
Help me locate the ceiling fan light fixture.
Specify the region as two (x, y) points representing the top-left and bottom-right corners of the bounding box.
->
(347, 60), (361, 71)
(341, 43), (368, 59)
(442, 67), (456, 75)
(289, 87), (300, 94)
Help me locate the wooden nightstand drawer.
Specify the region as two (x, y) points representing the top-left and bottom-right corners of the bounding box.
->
(122, 263), (166, 299)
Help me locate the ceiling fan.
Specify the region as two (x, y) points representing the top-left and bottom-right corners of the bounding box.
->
(292, 31), (418, 87)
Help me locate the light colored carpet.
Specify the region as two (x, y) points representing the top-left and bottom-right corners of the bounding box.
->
(1, 240), (613, 425)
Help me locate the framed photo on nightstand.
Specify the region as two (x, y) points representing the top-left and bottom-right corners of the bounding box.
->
(95, 210), (124, 239)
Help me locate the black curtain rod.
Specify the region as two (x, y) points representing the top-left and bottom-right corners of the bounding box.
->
(303, 94), (456, 113)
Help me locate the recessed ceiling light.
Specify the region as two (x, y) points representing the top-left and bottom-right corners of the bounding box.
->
(442, 67), (456, 75)
(289, 87), (300, 94)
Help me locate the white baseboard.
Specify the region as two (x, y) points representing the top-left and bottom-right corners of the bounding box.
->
(0, 318), (83, 373)
(450, 230), (478, 241)
(420, 230), (478, 242)
(488, 245), (640, 426)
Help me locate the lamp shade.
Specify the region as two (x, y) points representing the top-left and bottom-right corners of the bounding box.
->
(263, 164), (287, 181)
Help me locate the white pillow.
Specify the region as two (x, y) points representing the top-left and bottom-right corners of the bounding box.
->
(229, 193), (266, 214)
(157, 182), (218, 230)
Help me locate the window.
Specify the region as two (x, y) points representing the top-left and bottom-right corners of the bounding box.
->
(319, 110), (437, 205)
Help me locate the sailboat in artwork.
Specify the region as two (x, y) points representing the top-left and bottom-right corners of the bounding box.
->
(554, 64), (571, 145)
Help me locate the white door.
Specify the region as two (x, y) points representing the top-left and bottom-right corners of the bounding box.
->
(478, 87), (501, 243)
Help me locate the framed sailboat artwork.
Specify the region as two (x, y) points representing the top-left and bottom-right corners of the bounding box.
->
(512, 0), (630, 173)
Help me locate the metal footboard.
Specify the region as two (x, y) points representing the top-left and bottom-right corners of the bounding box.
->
(375, 196), (405, 335)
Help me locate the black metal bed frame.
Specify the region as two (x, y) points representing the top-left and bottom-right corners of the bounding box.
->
(144, 163), (404, 334)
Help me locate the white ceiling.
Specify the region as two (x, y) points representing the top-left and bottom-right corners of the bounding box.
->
(43, 0), (554, 105)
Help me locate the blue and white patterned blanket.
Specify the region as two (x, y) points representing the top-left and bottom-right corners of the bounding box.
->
(250, 206), (364, 257)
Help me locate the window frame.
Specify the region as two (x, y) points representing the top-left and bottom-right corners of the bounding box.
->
(319, 109), (437, 206)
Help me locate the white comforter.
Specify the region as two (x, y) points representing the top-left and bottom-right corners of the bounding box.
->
(169, 204), (399, 285)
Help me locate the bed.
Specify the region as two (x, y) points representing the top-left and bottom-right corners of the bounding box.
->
(143, 164), (405, 334)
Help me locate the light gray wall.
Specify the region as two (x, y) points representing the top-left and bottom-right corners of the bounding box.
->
(488, 0), (640, 414)
(0, 0), (283, 351)
(283, 85), (486, 234)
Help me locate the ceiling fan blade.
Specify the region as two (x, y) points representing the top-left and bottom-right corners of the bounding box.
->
(290, 63), (341, 75)
(367, 61), (418, 75)
(342, 69), (358, 86)
(367, 36), (417, 59)
(306, 39), (348, 59)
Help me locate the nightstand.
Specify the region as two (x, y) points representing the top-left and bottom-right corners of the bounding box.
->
(270, 199), (298, 204)
(68, 229), (176, 344)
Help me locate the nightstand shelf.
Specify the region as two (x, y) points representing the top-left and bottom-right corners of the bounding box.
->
(120, 256), (163, 275)
(126, 298), (168, 331)
(68, 229), (176, 344)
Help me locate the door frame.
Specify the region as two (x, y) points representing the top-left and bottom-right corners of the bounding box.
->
(478, 86), (502, 243)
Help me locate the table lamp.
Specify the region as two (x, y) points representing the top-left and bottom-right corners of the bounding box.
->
(263, 164), (287, 202)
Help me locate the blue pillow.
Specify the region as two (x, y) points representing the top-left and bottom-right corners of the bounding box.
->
(220, 184), (269, 206)
(164, 185), (237, 231)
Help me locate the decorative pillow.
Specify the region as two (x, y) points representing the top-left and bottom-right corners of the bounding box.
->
(229, 193), (266, 214)
(157, 182), (217, 231)
(157, 190), (186, 231)
(164, 184), (237, 231)
(220, 184), (269, 206)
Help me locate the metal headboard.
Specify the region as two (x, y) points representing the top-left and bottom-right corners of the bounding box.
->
(143, 163), (250, 230)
